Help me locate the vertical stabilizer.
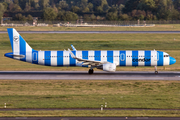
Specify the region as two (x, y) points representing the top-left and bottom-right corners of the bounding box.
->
(7, 28), (34, 54)
(7, 28), (34, 60)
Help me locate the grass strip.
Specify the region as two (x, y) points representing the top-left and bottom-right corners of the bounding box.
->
(0, 110), (179, 117)
(0, 80), (179, 109)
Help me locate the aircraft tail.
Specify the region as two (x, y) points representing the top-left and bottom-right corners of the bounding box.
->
(7, 28), (34, 55)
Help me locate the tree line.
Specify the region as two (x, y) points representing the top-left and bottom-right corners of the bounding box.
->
(0, 0), (180, 21)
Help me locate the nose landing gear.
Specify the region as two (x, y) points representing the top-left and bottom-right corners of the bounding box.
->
(155, 66), (158, 74)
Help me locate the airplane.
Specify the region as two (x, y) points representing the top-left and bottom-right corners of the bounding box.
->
(4, 28), (176, 74)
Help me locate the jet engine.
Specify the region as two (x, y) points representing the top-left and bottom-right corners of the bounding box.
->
(97, 63), (116, 72)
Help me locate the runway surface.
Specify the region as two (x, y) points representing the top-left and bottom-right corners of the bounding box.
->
(0, 31), (180, 34)
(0, 117), (180, 120)
(1, 71), (180, 80)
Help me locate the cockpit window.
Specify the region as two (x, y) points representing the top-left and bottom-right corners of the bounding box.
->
(164, 55), (169, 57)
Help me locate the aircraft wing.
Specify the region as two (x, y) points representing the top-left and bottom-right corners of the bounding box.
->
(68, 49), (108, 66)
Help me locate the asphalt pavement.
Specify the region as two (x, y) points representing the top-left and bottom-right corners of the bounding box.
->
(0, 71), (180, 80)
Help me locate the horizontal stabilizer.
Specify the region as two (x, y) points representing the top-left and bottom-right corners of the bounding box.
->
(8, 54), (25, 58)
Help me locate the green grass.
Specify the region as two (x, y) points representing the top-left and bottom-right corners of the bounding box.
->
(0, 33), (179, 71)
(1, 24), (180, 31)
(0, 80), (179, 109)
(0, 110), (180, 117)
(1, 33), (180, 50)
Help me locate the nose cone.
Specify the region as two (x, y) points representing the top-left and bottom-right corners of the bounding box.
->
(170, 57), (176, 65)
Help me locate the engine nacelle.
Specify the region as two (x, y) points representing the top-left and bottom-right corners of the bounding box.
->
(98, 63), (116, 72)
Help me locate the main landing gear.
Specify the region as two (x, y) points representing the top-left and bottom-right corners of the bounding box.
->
(155, 66), (158, 74)
(88, 69), (94, 74)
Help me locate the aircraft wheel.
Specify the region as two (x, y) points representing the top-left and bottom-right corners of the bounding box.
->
(88, 69), (94, 74)
(155, 71), (158, 74)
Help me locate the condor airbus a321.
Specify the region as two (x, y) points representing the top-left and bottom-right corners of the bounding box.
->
(5, 28), (176, 74)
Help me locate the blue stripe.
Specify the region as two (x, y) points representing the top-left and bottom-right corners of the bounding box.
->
(107, 51), (113, 63)
(32, 50), (38, 64)
(20, 36), (26, 61)
(57, 51), (63, 66)
(145, 51), (151, 66)
(70, 51), (76, 66)
(82, 51), (88, 59)
(95, 51), (101, 61)
(44, 51), (51, 66)
(157, 51), (163, 66)
(82, 51), (88, 67)
(7, 28), (13, 51)
(120, 51), (126, 66)
(132, 51), (138, 66)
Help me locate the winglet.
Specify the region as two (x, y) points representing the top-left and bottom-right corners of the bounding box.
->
(71, 44), (77, 51)
(68, 48), (76, 58)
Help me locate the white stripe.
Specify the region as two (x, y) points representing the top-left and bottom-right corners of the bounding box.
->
(113, 51), (119, 66)
(101, 51), (107, 62)
(13, 29), (20, 59)
(76, 51), (82, 66)
(151, 51), (157, 66)
(76, 51), (82, 58)
(163, 52), (169, 66)
(38, 51), (44, 65)
(51, 51), (57, 66)
(26, 43), (32, 63)
(63, 51), (69, 66)
(126, 51), (132, 66)
(88, 51), (94, 61)
(138, 51), (145, 66)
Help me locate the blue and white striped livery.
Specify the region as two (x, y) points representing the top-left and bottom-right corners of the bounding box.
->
(5, 28), (176, 74)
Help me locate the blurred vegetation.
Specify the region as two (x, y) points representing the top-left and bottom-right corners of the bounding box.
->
(0, 0), (180, 21)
